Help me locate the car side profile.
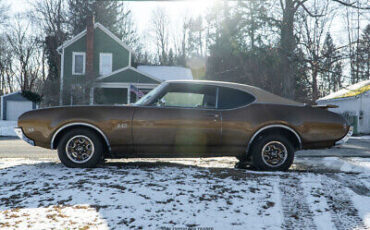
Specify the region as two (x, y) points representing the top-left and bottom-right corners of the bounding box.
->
(15, 80), (350, 171)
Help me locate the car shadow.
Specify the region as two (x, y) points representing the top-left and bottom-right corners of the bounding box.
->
(100, 158), (350, 174)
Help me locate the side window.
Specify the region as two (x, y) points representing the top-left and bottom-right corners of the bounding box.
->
(218, 87), (255, 109)
(72, 52), (85, 75)
(156, 84), (217, 109)
(162, 92), (204, 107)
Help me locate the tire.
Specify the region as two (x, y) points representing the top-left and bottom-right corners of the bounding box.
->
(249, 134), (294, 171)
(57, 128), (103, 168)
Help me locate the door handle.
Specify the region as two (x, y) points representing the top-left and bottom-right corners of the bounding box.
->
(206, 113), (219, 118)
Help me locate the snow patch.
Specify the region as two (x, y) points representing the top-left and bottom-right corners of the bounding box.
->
(350, 190), (370, 228)
(0, 121), (17, 136)
(350, 135), (370, 140)
(295, 157), (370, 174)
(0, 158), (369, 229)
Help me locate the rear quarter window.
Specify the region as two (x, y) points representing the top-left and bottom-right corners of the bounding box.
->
(218, 87), (255, 109)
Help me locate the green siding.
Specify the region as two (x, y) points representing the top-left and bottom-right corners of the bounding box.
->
(61, 24), (156, 105)
(62, 26), (131, 88)
(99, 69), (160, 84)
(93, 27), (130, 74)
(63, 34), (87, 85)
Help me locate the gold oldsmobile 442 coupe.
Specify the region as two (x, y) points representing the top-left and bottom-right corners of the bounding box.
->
(15, 80), (351, 170)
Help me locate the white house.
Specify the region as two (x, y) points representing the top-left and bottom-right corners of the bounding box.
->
(316, 80), (370, 135)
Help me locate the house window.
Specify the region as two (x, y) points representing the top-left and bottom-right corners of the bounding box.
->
(99, 53), (112, 75)
(72, 52), (85, 75)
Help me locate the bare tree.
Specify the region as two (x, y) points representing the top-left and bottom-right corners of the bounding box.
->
(0, 35), (16, 94)
(151, 8), (169, 65)
(342, 0), (369, 84)
(6, 16), (42, 92)
(296, 0), (336, 100)
(28, 0), (68, 105)
(172, 17), (189, 66)
(0, 0), (9, 27)
(0, 0), (10, 95)
(278, 0), (369, 99)
(116, 2), (140, 49)
(29, 0), (67, 38)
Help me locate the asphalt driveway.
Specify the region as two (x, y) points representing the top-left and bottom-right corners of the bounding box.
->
(0, 136), (369, 159)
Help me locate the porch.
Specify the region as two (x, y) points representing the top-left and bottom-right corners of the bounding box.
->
(89, 83), (158, 105)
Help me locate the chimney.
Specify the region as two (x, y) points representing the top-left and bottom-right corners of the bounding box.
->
(86, 14), (94, 81)
(85, 14), (94, 103)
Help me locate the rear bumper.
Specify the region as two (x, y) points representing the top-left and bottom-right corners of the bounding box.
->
(14, 127), (35, 146)
(335, 126), (353, 146)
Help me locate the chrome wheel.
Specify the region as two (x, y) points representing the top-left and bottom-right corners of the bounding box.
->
(261, 141), (288, 167)
(65, 135), (95, 164)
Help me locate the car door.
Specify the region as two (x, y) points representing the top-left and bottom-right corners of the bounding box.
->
(217, 86), (256, 150)
(132, 83), (221, 156)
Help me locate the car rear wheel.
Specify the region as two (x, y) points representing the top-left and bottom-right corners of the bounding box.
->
(57, 128), (103, 168)
(249, 134), (294, 171)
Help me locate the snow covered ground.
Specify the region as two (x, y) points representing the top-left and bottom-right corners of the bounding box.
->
(0, 121), (17, 136)
(0, 157), (369, 230)
(351, 136), (370, 140)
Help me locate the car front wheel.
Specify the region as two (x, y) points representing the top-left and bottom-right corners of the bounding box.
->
(250, 134), (294, 171)
(57, 128), (103, 168)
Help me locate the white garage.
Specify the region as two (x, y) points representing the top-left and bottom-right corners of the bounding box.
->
(1, 92), (37, 121)
(317, 80), (370, 135)
(6, 100), (33, 121)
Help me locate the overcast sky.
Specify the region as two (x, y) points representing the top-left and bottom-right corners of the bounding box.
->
(9, 0), (213, 33)
(8, 0), (369, 54)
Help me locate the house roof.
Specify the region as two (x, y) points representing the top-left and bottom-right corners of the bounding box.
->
(317, 79), (370, 101)
(96, 66), (162, 83)
(137, 65), (193, 81)
(57, 23), (133, 54)
(0, 91), (22, 98)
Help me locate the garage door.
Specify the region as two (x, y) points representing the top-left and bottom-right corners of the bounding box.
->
(6, 100), (33, 121)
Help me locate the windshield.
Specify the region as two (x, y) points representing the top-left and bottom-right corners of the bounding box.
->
(134, 82), (168, 106)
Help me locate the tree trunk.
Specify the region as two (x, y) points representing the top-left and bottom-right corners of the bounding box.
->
(85, 14), (95, 104)
(280, 0), (296, 99)
(312, 67), (319, 101)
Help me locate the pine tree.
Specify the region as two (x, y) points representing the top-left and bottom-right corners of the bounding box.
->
(332, 62), (343, 92)
(320, 33), (342, 95)
(357, 24), (370, 81)
(168, 48), (174, 66)
(235, 0), (268, 51)
(67, 0), (139, 49)
(206, 1), (240, 82)
(187, 16), (204, 57)
(68, 0), (119, 35)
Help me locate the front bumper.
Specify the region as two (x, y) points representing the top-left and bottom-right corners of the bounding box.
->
(14, 127), (35, 146)
(335, 126), (353, 146)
